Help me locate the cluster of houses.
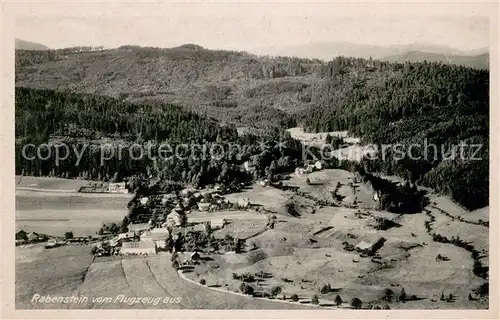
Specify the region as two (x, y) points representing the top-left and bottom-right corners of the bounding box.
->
(294, 160), (327, 176)
(79, 182), (129, 194)
(15, 230), (49, 246)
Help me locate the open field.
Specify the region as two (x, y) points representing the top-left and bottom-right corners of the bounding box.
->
(16, 177), (132, 237)
(15, 174), (488, 309)
(286, 127), (360, 145)
(16, 244), (95, 309)
(284, 169), (377, 209)
(184, 206), (488, 309)
(224, 184), (293, 214)
(16, 245), (313, 309)
(429, 194), (489, 223)
(16, 176), (91, 191)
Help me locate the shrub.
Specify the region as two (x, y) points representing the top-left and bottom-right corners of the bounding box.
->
(270, 286), (282, 297)
(383, 304), (391, 310)
(374, 305), (381, 309)
(350, 297), (362, 309)
(399, 287), (406, 302)
(334, 295), (343, 307)
(64, 231), (74, 239)
(239, 282), (254, 295)
(291, 294), (299, 302)
(320, 284), (332, 294)
(172, 260), (179, 270)
(241, 272), (255, 282)
(383, 288), (395, 302)
(311, 294), (319, 305)
(199, 279), (206, 285)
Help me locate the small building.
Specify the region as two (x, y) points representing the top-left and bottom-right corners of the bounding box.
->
(127, 223), (151, 235)
(16, 230), (28, 241)
(197, 202), (211, 212)
(181, 188), (196, 198)
(244, 161), (255, 172)
(117, 233), (129, 240)
(314, 160), (326, 170)
(355, 237), (386, 255)
(191, 252), (201, 261)
(140, 197), (149, 205)
(161, 194), (177, 206)
(210, 218), (227, 229)
(27, 232), (39, 242)
(237, 197), (250, 209)
(166, 211), (182, 228)
(120, 240), (156, 255)
(108, 182), (129, 194)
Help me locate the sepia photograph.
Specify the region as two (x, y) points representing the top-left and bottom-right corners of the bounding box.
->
(2, 1), (498, 317)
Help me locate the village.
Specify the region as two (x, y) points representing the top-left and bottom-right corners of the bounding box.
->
(15, 154), (489, 309)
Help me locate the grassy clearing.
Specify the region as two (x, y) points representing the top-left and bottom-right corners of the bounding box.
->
(16, 176), (91, 191)
(15, 244), (94, 309)
(16, 189), (132, 237)
(185, 206), (487, 309)
(224, 184), (292, 214)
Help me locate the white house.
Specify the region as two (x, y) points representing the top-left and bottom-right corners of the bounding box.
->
(120, 240), (156, 255)
(237, 197), (250, 209)
(108, 182), (129, 194)
(166, 211), (182, 227)
(27, 232), (39, 242)
(197, 202), (211, 212)
(210, 218), (227, 229)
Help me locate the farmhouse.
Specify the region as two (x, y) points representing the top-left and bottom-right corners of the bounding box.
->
(210, 218), (227, 229)
(127, 223), (151, 236)
(355, 237), (386, 255)
(197, 202), (211, 211)
(16, 230), (27, 240)
(165, 211), (182, 227)
(27, 232), (40, 242)
(108, 182), (128, 194)
(120, 240), (156, 255)
(238, 197), (250, 209)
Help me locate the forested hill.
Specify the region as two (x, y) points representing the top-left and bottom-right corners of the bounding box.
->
(15, 46), (489, 210)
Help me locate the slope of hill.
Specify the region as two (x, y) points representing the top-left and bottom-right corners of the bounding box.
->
(382, 51), (489, 70)
(14, 45), (489, 210)
(15, 38), (49, 50)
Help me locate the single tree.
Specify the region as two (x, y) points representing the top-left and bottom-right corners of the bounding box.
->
(334, 295), (343, 307)
(291, 294), (299, 302)
(64, 231), (74, 239)
(399, 287), (407, 302)
(311, 294), (319, 305)
(350, 297), (362, 309)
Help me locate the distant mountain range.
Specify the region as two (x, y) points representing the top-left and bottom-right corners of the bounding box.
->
(15, 38), (49, 51)
(254, 42), (489, 69)
(383, 51), (489, 70)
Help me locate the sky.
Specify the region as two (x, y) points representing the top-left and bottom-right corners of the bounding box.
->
(14, 2), (493, 52)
